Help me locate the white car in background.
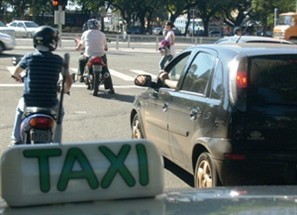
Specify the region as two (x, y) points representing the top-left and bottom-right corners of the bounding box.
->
(6, 20), (39, 38)
(0, 32), (15, 54)
(0, 21), (15, 38)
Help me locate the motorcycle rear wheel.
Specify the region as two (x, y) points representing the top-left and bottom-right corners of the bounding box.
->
(92, 71), (100, 96)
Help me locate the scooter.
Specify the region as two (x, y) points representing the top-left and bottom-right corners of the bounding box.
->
(11, 53), (70, 144)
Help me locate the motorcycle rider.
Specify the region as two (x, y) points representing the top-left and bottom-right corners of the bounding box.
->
(75, 18), (115, 94)
(10, 26), (73, 145)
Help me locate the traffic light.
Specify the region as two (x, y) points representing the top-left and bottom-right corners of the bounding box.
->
(52, 0), (67, 10)
(52, 0), (59, 10)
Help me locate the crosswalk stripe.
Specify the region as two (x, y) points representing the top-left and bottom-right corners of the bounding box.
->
(7, 67), (153, 82)
(70, 67), (135, 81)
(109, 69), (135, 81)
(70, 67), (77, 72)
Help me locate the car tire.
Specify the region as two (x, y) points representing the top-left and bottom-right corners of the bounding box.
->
(131, 114), (143, 139)
(194, 152), (218, 188)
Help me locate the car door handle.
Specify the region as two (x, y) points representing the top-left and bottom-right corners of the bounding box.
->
(162, 102), (168, 112)
(190, 108), (201, 120)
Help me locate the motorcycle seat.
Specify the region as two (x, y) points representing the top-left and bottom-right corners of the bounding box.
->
(23, 107), (58, 119)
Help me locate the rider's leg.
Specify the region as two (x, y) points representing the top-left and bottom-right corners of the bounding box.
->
(102, 54), (115, 94)
(78, 55), (88, 82)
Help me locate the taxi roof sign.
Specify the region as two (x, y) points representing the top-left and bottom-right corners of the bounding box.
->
(1, 140), (164, 207)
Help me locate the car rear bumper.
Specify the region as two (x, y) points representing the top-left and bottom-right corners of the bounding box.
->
(216, 157), (297, 186)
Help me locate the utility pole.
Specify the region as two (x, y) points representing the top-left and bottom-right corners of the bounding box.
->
(274, 8), (278, 27)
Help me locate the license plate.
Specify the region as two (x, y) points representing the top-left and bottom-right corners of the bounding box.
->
(93, 65), (102, 71)
(31, 130), (52, 143)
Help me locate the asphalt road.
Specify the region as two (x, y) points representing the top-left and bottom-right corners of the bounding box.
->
(0, 38), (191, 191)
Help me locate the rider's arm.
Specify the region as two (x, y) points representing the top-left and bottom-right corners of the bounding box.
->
(75, 41), (83, 51)
(64, 71), (73, 94)
(75, 33), (85, 51)
(104, 35), (108, 51)
(11, 64), (24, 82)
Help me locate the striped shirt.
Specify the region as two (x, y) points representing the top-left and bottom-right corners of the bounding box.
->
(20, 50), (63, 107)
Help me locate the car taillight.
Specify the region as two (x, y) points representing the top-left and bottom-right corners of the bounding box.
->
(29, 117), (54, 129)
(236, 71), (247, 88)
(230, 57), (248, 112)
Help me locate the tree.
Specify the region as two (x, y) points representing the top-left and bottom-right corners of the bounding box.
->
(193, 0), (227, 36)
(252, 0), (296, 31)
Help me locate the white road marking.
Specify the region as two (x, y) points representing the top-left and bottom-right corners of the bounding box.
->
(109, 69), (134, 81)
(5, 66), (149, 89)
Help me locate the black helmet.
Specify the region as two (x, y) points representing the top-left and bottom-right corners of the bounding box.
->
(33, 26), (59, 51)
(87, 19), (100, 30)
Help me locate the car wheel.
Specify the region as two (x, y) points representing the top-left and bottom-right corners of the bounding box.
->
(194, 152), (218, 188)
(131, 114), (143, 139)
(0, 42), (4, 54)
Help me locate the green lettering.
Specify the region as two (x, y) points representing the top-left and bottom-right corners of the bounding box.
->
(23, 148), (62, 193)
(99, 145), (135, 188)
(57, 147), (99, 191)
(136, 144), (149, 186)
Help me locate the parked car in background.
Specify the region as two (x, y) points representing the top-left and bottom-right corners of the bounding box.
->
(127, 26), (146, 34)
(152, 26), (163, 35)
(215, 35), (293, 44)
(0, 20), (15, 38)
(209, 29), (222, 37)
(6, 20), (39, 38)
(162, 27), (182, 36)
(131, 43), (297, 188)
(0, 32), (15, 54)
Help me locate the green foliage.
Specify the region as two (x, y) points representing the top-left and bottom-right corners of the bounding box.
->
(1, 0), (295, 33)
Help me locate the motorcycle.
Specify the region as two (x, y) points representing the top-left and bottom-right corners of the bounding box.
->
(11, 53), (70, 144)
(74, 37), (111, 96)
(83, 56), (110, 96)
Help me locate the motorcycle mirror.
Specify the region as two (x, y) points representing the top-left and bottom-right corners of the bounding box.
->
(11, 57), (20, 66)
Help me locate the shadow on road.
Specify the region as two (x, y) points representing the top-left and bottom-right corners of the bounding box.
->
(97, 92), (135, 103)
(164, 157), (194, 187)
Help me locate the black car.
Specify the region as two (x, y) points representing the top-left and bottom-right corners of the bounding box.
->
(130, 43), (297, 188)
(127, 26), (146, 34)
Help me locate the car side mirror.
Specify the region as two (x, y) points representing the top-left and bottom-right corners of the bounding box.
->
(134, 74), (152, 87)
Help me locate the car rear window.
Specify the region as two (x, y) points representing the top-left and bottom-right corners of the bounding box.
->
(249, 55), (297, 105)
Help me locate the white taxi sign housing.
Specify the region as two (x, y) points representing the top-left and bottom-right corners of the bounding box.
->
(1, 140), (164, 207)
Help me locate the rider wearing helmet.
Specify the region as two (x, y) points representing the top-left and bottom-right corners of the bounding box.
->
(76, 18), (115, 94)
(233, 26), (242, 36)
(10, 25), (73, 145)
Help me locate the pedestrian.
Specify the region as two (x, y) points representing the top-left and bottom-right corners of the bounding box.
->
(159, 21), (176, 69)
(10, 26), (73, 145)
